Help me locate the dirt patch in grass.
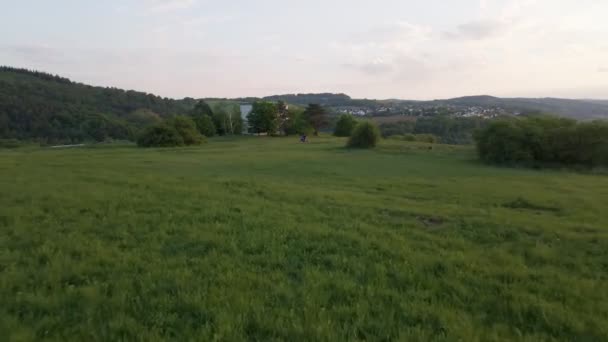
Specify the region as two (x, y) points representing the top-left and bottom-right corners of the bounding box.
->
(503, 197), (562, 213)
(417, 215), (446, 228)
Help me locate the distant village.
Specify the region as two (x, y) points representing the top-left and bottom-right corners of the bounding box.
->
(335, 104), (519, 119)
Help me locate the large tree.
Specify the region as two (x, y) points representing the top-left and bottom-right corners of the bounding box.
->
(190, 100), (217, 136)
(303, 104), (328, 136)
(191, 100), (214, 118)
(247, 101), (279, 135)
(334, 114), (358, 137)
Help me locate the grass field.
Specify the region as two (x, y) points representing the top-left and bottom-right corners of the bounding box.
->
(1, 136), (607, 341)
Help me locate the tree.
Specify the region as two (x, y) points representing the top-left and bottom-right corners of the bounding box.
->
(334, 114), (358, 137)
(169, 116), (204, 145)
(284, 106), (312, 136)
(211, 108), (229, 136)
(473, 116), (608, 167)
(190, 100), (217, 137)
(0, 67), (196, 143)
(473, 119), (531, 164)
(303, 104), (328, 136)
(347, 121), (381, 148)
(247, 101), (278, 135)
(194, 115), (217, 137)
(379, 121), (415, 138)
(277, 101), (289, 135)
(191, 100), (214, 117)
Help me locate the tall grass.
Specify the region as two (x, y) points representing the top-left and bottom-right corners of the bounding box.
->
(1, 136), (607, 340)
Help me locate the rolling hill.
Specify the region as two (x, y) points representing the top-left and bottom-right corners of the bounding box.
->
(0, 66), (196, 143)
(2, 66), (608, 144)
(433, 95), (608, 119)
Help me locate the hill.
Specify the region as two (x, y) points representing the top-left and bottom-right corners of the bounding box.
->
(242, 93), (608, 120)
(435, 95), (608, 119)
(2, 65), (608, 144)
(0, 66), (196, 143)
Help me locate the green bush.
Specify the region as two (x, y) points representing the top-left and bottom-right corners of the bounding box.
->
(474, 116), (608, 167)
(387, 133), (440, 143)
(194, 115), (217, 137)
(347, 121), (381, 148)
(402, 134), (416, 141)
(414, 134), (440, 144)
(170, 116), (205, 145)
(334, 114), (358, 137)
(379, 121), (415, 138)
(137, 124), (184, 147)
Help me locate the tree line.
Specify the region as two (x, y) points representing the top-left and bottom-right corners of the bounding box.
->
(0, 67), (248, 144)
(474, 116), (608, 167)
(377, 116), (490, 144)
(246, 101), (328, 136)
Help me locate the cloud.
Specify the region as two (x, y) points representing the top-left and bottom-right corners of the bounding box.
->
(344, 58), (393, 75)
(347, 21), (433, 47)
(147, 0), (197, 13)
(344, 55), (432, 83)
(443, 20), (509, 40)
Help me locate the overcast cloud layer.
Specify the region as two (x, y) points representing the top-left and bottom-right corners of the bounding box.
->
(1, 0), (607, 99)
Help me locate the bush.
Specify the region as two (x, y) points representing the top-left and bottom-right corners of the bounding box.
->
(414, 134), (440, 144)
(194, 115), (216, 137)
(387, 133), (440, 143)
(474, 116), (608, 167)
(379, 121), (415, 138)
(348, 121), (381, 148)
(137, 124), (184, 147)
(334, 114), (358, 137)
(402, 134), (416, 141)
(387, 134), (405, 140)
(170, 116), (205, 145)
(167, 116), (204, 145)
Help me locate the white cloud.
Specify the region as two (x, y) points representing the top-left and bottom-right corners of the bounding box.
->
(147, 0), (197, 13)
(442, 19), (510, 40)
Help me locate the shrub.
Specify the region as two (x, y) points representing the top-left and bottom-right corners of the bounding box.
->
(387, 134), (405, 140)
(414, 134), (440, 143)
(474, 116), (608, 167)
(387, 133), (440, 143)
(170, 116), (205, 145)
(334, 114), (358, 137)
(347, 121), (381, 148)
(194, 115), (217, 137)
(379, 121), (415, 138)
(137, 124), (184, 147)
(402, 134), (416, 141)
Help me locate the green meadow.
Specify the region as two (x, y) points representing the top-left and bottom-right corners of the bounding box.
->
(1, 137), (607, 341)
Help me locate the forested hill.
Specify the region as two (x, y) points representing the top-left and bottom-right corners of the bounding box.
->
(262, 93), (353, 106)
(0, 66), (196, 143)
(239, 93), (608, 120)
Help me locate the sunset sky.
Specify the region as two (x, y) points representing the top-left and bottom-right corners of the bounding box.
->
(1, 0), (607, 99)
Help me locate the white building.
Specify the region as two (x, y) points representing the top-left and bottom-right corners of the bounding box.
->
(239, 104), (252, 134)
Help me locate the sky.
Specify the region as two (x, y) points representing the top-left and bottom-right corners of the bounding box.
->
(1, 0), (607, 100)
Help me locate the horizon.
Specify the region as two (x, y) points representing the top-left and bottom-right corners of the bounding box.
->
(3, 64), (607, 102)
(1, 1), (607, 100)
